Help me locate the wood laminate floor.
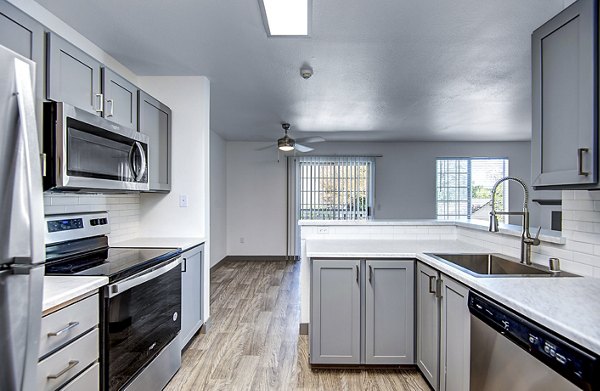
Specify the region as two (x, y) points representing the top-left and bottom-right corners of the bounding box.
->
(166, 260), (430, 391)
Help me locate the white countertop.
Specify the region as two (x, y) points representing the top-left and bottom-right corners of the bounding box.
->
(306, 239), (600, 355)
(111, 237), (205, 252)
(300, 218), (565, 244)
(43, 276), (108, 313)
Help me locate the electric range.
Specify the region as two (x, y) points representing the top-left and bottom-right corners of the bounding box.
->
(44, 212), (182, 391)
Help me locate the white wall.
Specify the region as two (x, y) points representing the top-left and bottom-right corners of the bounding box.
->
(210, 130), (227, 267)
(226, 142), (287, 256)
(137, 76), (211, 320)
(224, 140), (557, 256)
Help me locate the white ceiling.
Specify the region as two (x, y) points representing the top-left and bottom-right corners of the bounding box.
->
(35, 0), (568, 142)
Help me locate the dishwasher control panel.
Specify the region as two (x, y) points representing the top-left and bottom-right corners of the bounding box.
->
(469, 292), (600, 390)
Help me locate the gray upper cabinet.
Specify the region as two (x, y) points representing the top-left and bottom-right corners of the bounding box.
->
(0, 1), (44, 101)
(531, 0), (598, 188)
(138, 90), (172, 192)
(180, 244), (204, 351)
(365, 260), (414, 365)
(416, 262), (440, 390)
(102, 68), (138, 130)
(310, 259), (361, 365)
(47, 32), (102, 115)
(439, 276), (470, 391)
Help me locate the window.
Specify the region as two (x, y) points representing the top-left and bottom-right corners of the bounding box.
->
(296, 156), (375, 220)
(436, 158), (509, 221)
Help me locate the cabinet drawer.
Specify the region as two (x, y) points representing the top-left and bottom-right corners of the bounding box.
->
(39, 294), (99, 358)
(37, 328), (99, 391)
(61, 362), (99, 391)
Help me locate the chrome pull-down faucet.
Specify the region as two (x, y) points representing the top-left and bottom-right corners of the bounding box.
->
(489, 176), (541, 265)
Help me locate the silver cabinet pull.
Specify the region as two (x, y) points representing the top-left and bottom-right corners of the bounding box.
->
(47, 321), (79, 337)
(95, 93), (104, 113)
(355, 265), (359, 284)
(578, 148), (589, 176)
(428, 275), (436, 294)
(106, 99), (114, 117)
(47, 360), (79, 380)
(368, 265), (373, 283)
(436, 278), (444, 299)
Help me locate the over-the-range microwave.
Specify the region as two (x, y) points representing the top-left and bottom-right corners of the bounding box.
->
(43, 102), (149, 192)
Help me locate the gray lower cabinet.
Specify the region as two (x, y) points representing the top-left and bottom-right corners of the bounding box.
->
(138, 90), (172, 192)
(439, 276), (470, 391)
(47, 32), (102, 115)
(180, 244), (204, 350)
(417, 261), (471, 391)
(416, 262), (440, 389)
(365, 260), (414, 364)
(102, 67), (138, 129)
(310, 259), (414, 365)
(310, 259), (361, 364)
(531, 0), (598, 188)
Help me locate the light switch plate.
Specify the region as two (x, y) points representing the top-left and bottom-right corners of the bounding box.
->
(179, 195), (188, 208)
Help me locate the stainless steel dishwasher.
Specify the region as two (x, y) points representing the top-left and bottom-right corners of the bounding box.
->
(468, 292), (599, 391)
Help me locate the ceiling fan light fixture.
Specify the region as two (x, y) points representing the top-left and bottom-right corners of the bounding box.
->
(278, 136), (295, 151)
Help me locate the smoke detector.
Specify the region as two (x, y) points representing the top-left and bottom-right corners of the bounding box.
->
(300, 67), (313, 79)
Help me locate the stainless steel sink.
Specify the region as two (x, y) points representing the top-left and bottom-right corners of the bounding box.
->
(426, 253), (578, 277)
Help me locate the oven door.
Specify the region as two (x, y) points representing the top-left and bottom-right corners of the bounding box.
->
(104, 257), (181, 391)
(48, 102), (149, 191)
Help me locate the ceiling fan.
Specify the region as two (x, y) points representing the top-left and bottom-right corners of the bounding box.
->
(257, 123), (325, 153)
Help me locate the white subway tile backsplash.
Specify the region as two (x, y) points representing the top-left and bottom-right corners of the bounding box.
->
(43, 193), (140, 242)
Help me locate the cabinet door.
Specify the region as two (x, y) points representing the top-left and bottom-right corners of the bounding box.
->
(531, 0), (597, 188)
(180, 245), (203, 350)
(138, 90), (171, 192)
(416, 262), (440, 390)
(310, 259), (360, 364)
(440, 276), (470, 391)
(102, 68), (138, 129)
(47, 32), (102, 115)
(0, 1), (44, 106)
(365, 260), (414, 365)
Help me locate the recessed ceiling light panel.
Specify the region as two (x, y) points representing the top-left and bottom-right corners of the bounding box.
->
(259, 0), (310, 36)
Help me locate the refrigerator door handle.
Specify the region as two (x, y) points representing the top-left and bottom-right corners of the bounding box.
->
(8, 58), (45, 265)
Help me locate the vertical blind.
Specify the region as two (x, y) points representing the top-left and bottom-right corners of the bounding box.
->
(296, 156), (375, 220)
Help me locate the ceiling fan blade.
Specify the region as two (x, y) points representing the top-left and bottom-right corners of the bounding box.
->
(294, 143), (314, 153)
(296, 136), (326, 144)
(255, 143), (276, 151)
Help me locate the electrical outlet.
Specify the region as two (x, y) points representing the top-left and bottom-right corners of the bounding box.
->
(240, 237), (245, 244)
(317, 227), (329, 234)
(179, 195), (188, 208)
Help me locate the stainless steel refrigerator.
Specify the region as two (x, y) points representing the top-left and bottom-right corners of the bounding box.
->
(0, 44), (45, 391)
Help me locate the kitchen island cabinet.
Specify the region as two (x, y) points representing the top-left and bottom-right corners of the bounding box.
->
(416, 261), (470, 391)
(310, 258), (414, 365)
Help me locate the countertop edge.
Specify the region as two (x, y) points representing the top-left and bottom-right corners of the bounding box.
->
(110, 237), (206, 252)
(43, 276), (108, 313)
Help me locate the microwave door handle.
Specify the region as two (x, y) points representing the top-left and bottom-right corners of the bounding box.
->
(134, 141), (147, 181)
(128, 143), (137, 180)
(107, 257), (181, 298)
(5, 59), (45, 264)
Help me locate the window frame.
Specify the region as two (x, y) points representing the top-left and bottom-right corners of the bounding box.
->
(435, 157), (509, 221)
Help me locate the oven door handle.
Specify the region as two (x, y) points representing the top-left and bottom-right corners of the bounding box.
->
(107, 257), (181, 298)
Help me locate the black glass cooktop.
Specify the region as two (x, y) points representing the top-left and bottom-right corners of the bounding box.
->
(45, 246), (182, 282)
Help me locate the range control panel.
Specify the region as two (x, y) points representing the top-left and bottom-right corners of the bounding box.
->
(45, 212), (110, 245)
(469, 292), (600, 390)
